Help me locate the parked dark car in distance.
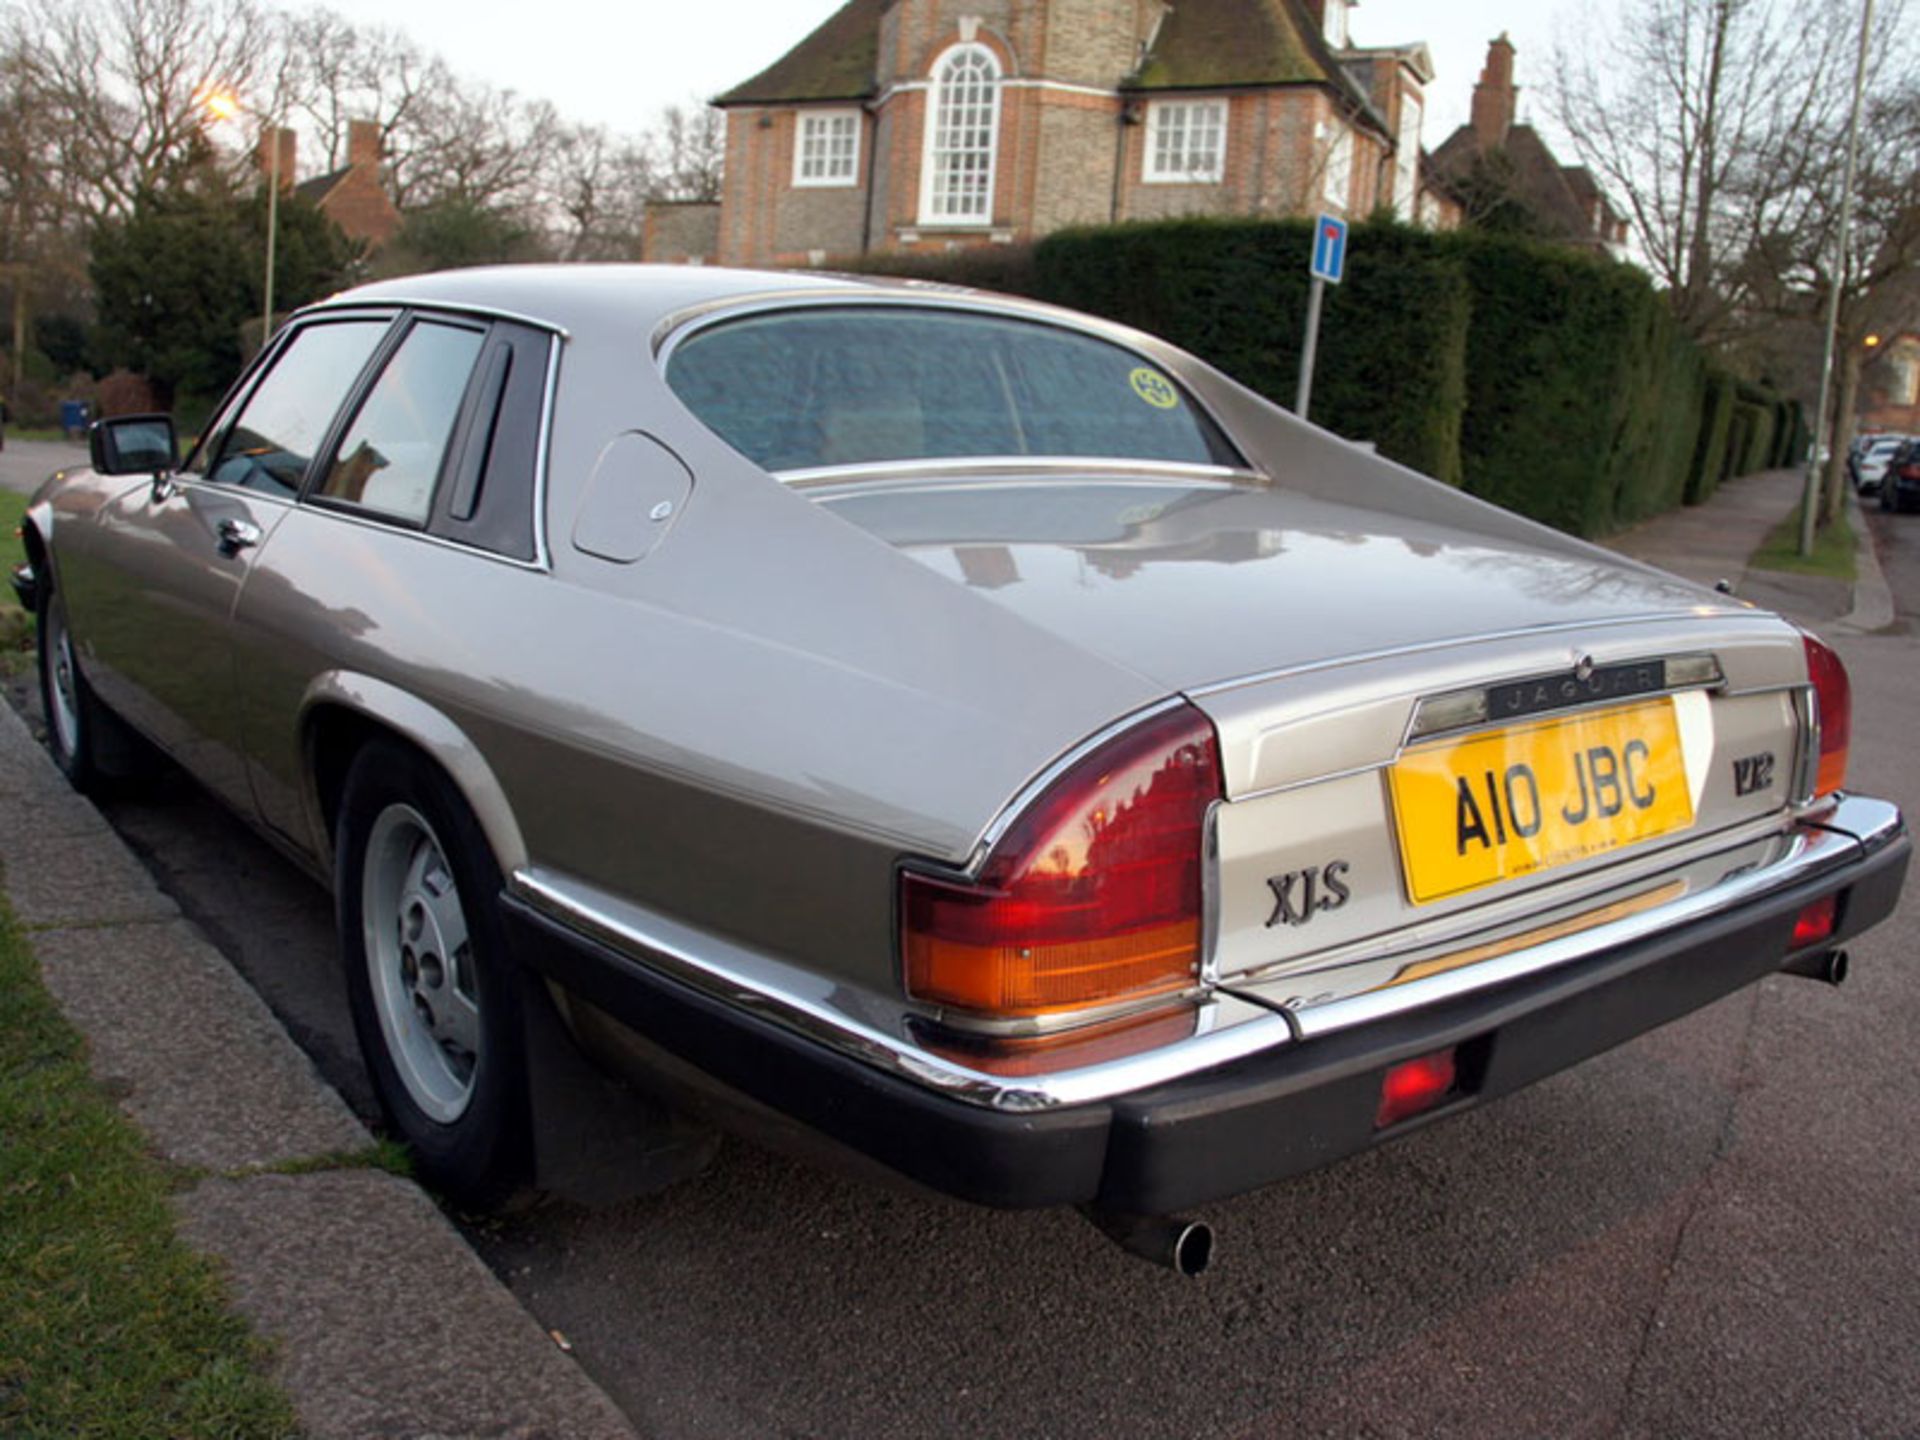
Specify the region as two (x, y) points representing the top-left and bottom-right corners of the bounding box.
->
(1880, 440), (1920, 512)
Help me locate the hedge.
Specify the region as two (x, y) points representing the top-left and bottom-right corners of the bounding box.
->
(1034, 219), (1469, 486)
(840, 218), (1786, 538)
(1687, 372), (1738, 504)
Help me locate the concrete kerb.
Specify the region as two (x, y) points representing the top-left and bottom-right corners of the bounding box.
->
(1838, 485), (1896, 634)
(0, 701), (639, 1440)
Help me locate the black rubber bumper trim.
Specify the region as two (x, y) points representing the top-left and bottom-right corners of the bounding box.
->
(500, 897), (1113, 1208)
(503, 826), (1907, 1216)
(1103, 826), (1910, 1213)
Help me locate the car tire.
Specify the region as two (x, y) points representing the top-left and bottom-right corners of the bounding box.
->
(34, 578), (157, 791)
(336, 739), (531, 1207)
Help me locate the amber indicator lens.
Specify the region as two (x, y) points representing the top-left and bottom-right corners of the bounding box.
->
(901, 705), (1221, 1019)
(1791, 894), (1838, 949)
(1375, 1047), (1459, 1129)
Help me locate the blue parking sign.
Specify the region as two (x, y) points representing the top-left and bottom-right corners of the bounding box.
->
(1311, 214), (1348, 285)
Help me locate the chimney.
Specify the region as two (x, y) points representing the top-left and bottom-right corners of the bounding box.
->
(347, 119), (381, 173)
(256, 126), (295, 188)
(1470, 34), (1517, 149)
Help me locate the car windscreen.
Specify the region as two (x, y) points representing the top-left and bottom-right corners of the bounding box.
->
(665, 306), (1243, 473)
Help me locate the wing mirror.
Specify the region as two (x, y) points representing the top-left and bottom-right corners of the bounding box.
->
(89, 414), (180, 480)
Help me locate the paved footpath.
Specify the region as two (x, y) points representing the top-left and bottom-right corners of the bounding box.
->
(0, 698), (637, 1430)
(0, 437), (87, 497)
(0, 454), (1874, 1438)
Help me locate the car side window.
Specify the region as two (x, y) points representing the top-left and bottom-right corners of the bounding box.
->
(317, 319), (486, 525)
(199, 321), (389, 497)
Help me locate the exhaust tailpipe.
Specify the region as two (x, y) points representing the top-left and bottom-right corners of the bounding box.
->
(1781, 948), (1849, 986)
(1081, 1207), (1214, 1277)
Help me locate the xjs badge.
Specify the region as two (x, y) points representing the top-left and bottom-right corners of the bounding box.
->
(1266, 861), (1352, 928)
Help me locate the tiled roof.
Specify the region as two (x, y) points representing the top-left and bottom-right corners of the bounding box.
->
(1127, 0), (1326, 89)
(1125, 0), (1388, 136)
(296, 167), (351, 205)
(714, 0), (884, 105)
(1429, 122), (1610, 245)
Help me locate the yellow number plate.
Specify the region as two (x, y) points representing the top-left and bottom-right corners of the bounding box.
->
(1389, 699), (1695, 905)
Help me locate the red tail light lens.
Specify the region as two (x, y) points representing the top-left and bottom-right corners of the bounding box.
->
(1791, 894), (1838, 949)
(1376, 1047), (1460, 1129)
(1801, 631), (1851, 797)
(901, 705), (1222, 1020)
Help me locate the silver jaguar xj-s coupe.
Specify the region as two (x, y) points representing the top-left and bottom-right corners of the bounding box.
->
(19, 265), (1907, 1274)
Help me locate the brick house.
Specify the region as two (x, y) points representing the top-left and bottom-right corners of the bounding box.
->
(1859, 334), (1920, 435)
(699, 0), (1440, 267)
(258, 119), (401, 253)
(1427, 37), (1629, 253)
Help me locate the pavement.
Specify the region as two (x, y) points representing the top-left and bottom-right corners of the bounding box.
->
(1, 438), (636, 1437)
(0, 447), (1886, 1440)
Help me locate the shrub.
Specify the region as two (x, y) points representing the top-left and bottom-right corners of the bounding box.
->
(839, 218), (1786, 537)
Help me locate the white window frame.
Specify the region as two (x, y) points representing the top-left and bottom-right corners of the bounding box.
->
(1322, 121), (1354, 210)
(793, 108), (862, 188)
(1394, 92), (1422, 220)
(1143, 98), (1227, 184)
(918, 42), (1002, 227)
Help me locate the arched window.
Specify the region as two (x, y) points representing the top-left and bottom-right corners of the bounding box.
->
(920, 43), (1001, 225)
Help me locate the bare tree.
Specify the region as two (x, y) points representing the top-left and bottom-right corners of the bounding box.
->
(1549, 0), (1908, 342)
(275, 8), (433, 177)
(546, 124), (655, 261)
(7, 0), (273, 221)
(1755, 80), (1920, 519)
(648, 103), (725, 204)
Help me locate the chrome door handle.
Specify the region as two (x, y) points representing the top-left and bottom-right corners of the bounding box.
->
(217, 517), (262, 554)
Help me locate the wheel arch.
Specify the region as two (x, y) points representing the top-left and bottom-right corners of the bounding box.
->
(300, 672), (529, 885)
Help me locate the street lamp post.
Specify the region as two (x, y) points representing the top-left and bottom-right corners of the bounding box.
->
(202, 89), (280, 346)
(1800, 0), (1876, 557)
(262, 121), (280, 344)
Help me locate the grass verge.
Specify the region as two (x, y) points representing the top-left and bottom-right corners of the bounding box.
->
(1749, 505), (1857, 581)
(0, 489), (33, 677)
(0, 898), (298, 1438)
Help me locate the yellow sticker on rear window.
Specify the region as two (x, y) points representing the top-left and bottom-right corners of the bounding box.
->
(1130, 367), (1179, 409)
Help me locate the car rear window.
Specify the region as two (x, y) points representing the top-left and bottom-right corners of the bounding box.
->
(665, 306), (1241, 473)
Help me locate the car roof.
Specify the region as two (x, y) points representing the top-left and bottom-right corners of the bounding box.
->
(303, 263), (933, 339)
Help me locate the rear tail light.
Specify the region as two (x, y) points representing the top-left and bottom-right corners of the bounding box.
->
(1801, 631), (1851, 797)
(1376, 1047), (1460, 1129)
(901, 705), (1221, 1022)
(1791, 894), (1838, 949)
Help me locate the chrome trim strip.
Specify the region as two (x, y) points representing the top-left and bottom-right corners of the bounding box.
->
(295, 502), (547, 572)
(1403, 651), (1725, 744)
(777, 457), (1254, 487)
(530, 332), (561, 572)
(509, 866), (1296, 1111)
(1792, 685), (1821, 805)
(299, 295), (573, 339)
(962, 695), (1188, 872)
(513, 795), (1900, 1114)
(1187, 612), (1752, 699)
(1278, 794), (1902, 1039)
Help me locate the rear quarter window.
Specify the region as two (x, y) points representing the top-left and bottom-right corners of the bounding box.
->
(665, 306), (1241, 473)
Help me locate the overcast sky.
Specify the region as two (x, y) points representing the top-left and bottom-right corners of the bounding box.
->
(312, 0), (1592, 152)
